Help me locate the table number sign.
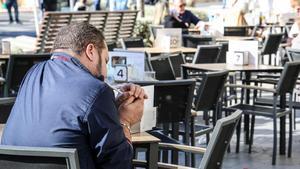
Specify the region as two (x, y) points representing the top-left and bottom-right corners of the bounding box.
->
(233, 51), (249, 65)
(113, 64), (128, 82)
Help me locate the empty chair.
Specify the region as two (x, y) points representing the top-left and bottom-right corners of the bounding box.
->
(217, 42), (228, 63)
(168, 52), (185, 78)
(149, 55), (176, 80)
(156, 110), (242, 169)
(287, 47), (300, 61)
(182, 35), (213, 48)
(260, 33), (283, 65)
(134, 80), (196, 165)
(120, 37), (144, 49)
(4, 54), (51, 97)
(0, 97), (15, 124)
(0, 146), (80, 169)
(106, 41), (118, 51)
(224, 26), (248, 36)
(227, 61), (300, 165)
(193, 45), (222, 64)
(191, 70), (229, 148)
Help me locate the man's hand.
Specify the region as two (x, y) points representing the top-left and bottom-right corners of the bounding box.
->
(117, 84), (147, 126)
(116, 83), (148, 106)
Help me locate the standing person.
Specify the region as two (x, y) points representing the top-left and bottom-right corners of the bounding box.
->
(94, 0), (100, 10)
(2, 0), (21, 24)
(42, 0), (57, 11)
(1, 22), (147, 169)
(109, 0), (128, 11)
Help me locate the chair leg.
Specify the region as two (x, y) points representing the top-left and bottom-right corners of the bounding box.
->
(204, 111), (210, 143)
(236, 117), (241, 153)
(288, 112), (293, 158)
(272, 117), (277, 165)
(190, 116), (196, 166)
(249, 115), (255, 154)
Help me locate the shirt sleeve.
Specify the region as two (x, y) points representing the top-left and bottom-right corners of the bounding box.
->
(188, 10), (201, 26)
(84, 86), (132, 169)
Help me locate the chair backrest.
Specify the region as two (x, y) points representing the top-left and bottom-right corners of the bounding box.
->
(4, 54), (51, 97)
(133, 79), (195, 124)
(120, 37), (145, 49)
(276, 61), (300, 95)
(199, 110), (242, 169)
(0, 97), (15, 124)
(261, 33), (283, 55)
(224, 26), (248, 36)
(149, 55), (176, 80)
(194, 71), (229, 111)
(106, 42), (118, 51)
(286, 47), (300, 62)
(217, 42), (228, 63)
(168, 52), (185, 78)
(0, 146), (80, 169)
(193, 45), (222, 64)
(182, 35), (213, 48)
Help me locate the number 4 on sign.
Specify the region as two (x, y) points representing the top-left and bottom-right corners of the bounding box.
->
(114, 65), (128, 82)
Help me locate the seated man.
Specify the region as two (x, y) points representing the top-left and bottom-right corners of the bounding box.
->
(1, 22), (147, 169)
(166, 0), (201, 29)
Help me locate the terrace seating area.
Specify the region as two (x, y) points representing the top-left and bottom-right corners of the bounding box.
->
(1, 0), (300, 168)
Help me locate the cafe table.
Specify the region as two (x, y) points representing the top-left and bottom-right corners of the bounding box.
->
(132, 132), (160, 169)
(127, 47), (197, 56)
(216, 36), (255, 42)
(181, 63), (287, 154)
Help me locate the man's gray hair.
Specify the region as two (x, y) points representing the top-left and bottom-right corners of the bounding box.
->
(52, 22), (105, 54)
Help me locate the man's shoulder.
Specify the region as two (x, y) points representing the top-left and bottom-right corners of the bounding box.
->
(184, 10), (194, 15)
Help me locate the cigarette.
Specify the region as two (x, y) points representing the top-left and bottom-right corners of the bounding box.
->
(106, 82), (123, 94)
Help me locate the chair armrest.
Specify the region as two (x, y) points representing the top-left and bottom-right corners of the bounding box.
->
(159, 143), (206, 154)
(158, 162), (196, 169)
(0, 97), (16, 105)
(225, 84), (276, 93)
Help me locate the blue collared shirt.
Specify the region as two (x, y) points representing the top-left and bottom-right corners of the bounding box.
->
(1, 52), (132, 169)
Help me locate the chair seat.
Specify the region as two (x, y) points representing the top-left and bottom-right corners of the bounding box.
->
(228, 104), (289, 118)
(256, 98), (300, 108)
(147, 130), (181, 144)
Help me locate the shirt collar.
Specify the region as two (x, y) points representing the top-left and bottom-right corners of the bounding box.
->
(51, 52), (92, 76)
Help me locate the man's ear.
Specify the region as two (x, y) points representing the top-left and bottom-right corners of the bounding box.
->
(85, 43), (96, 61)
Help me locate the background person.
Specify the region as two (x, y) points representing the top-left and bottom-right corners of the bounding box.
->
(1, 0), (21, 24)
(1, 22), (147, 169)
(167, 0), (202, 29)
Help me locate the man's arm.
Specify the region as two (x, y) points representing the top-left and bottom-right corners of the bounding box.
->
(85, 86), (133, 169)
(187, 10), (201, 27)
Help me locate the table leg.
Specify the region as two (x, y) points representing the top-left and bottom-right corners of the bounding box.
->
(147, 142), (158, 169)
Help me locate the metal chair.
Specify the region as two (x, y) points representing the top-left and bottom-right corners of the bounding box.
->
(260, 33), (283, 65)
(134, 79), (196, 166)
(156, 110), (242, 169)
(168, 52), (185, 78)
(120, 37), (144, 49)
(226, 61), (300, 165)
(224, 26), (249, 36)
(193, 45), (222, 64)
(149, 55), (176, 80)
(3, 54), (51, 97)
(0, 145), (80, 169)
(182, 35), (213, 48)
(192, 70), (229, 135)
